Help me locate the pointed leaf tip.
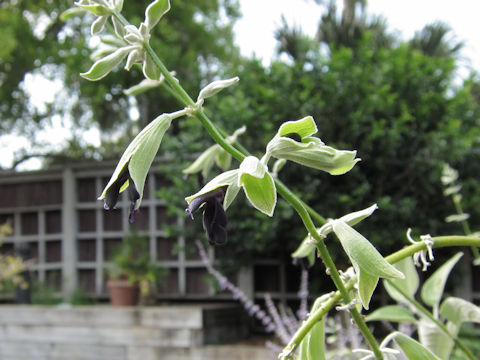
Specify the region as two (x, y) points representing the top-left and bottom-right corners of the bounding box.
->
(145, 0), (171, 30)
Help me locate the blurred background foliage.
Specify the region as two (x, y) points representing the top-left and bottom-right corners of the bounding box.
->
(1, 0), (479, 270)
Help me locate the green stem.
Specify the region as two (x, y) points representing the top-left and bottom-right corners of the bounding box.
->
(452, 197), (480, 258)
(386, 280), (477, 360)
(146, 32), (383, 357)
(275, 182), (384, 359)
(110, 12), (480, 358)
(281, 236), (480, 356)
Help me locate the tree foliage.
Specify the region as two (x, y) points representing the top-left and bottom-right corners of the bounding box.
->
(2, 0), (479, 269)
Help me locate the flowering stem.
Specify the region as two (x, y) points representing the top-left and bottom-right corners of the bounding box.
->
(386, 280), (477, 360)
(109, 11), (480, 359)
(280, 236), (480, 356)
(123, 18), (382, 357)
(275, 181), (384, 359)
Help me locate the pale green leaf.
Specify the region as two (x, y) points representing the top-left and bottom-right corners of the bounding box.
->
(267, 137), (360, 175)
(356, 263), (379, 310)
(112, 16), (126, 38)
(392, 331), (441, 360)
(60, 7), (86, 21)
(384, 257), (419, 304)
(80, 46), (131, 81)
(182, 145), (220, 177)
(185, 170), (239, 204)
(418, 319), (454, 359)
(298, 337), (308, 360)
(240, 170), (277, 216)
(99, 114), (173, 209)
(215, 148), (231, 170)
(91, 15), (108, 35)
(365, 305), (416, 323)
(197, 77), (240, 103)
(124, 78), (163, 96)
(238, 156), (266, 179)
(145, 0), (171, 30)
(278, 116), (318, 138)
(292, 237), (316, 259)
(143, 54), (160, 80)
(440, 296), (480, 326)
(332, 220), (404, 280)
(223, 182), (240, 210)
(332, 220), (403, 309)
(75, 3), (111, 16)
(306, 316), (326, 360)
(114, 0), (124, 11)
(445, 213), (470, 223)
(339, 203), (378, 227)
(421, 252), (463, 308)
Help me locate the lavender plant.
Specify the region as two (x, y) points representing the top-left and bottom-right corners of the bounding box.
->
(66, 1), (480, 359)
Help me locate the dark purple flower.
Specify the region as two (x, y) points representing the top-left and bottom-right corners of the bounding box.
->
(185, 188), (227, 245)
(102, 166), (140, 224)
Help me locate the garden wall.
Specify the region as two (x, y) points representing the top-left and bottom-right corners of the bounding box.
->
(0, 304), (271, 360)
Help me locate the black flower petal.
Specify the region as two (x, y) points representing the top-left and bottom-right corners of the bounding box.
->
(127, 179), (140, 224)
(283, 132), (302, 142)
(202, 198), (227, 245)
(104, 168), (129, 210)
(103, 165), (140, 224)
(185, 187), (228, 245)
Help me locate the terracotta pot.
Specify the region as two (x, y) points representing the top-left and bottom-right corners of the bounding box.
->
(107, 279), (139, 306)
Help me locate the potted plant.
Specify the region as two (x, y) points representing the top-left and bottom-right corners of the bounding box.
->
(107, 230), (164, 306)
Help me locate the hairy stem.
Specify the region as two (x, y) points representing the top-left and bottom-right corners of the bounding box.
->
(386, 280), (477, 360)
(275, 182), (384, 359)
(110, 10), (480, 358)
(281, 236), (480, 356)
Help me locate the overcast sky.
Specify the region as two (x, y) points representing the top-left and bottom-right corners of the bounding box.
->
(235, 0), (480, 72)
(2, 0), (480, 170)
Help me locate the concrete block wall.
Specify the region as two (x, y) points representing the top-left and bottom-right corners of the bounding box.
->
(0, 305), (271, 360)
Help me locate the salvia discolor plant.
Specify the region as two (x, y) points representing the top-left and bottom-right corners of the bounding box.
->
(65, 1), (480, 359)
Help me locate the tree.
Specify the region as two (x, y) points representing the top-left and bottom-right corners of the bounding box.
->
(0, 0), (241, 167)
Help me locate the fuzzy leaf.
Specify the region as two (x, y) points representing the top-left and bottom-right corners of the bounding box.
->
(268, 138), (360, 175)
(112, 16), (126, 38)
(292, 237), (316, 259)
(215, 148), (231, 170)
(124, 78), (163, 96)
(339, 204), (378, 227)
(185, 170), (239, 208)
(99, 113), (173, 209)
(143, 53), (160, 80)
(392, 331), (441, 360)
(278, 116), (318, 138)
(356, 263), (379, 310)
(306, 316), (326, 360)
(76, 3), (111, 16)
(81, 46), (131, 81)
(240, 169), (276, 217)
(418, 319), (455, 360)
(197, 77), (239, 103)
(384, 257), (419, 304)
(332, 220), (404, 280)
(365, 305), (416, 323)
(332, 220), (404, 309)
(292, 204), (377, 264)
(440, 297), (480, 326)
(91, 15), (108, 35)
(60, 7), (86, 21)
(183, 145), (220, 177)
(421, 252), (463, 308)
(145, 0), (171, 30)
(239, 156), (266, 179)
